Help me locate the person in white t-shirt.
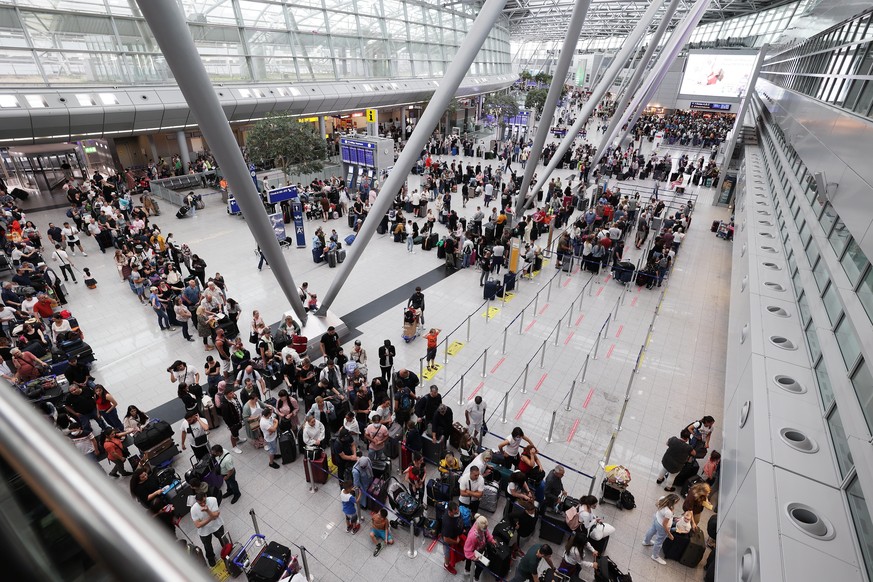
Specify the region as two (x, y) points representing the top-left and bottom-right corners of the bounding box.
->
(20, 293), (38, 314)
(465, 396), (486, 444)
(642, 494), (680, 565)
(259, 408), (280, 469)
(60, 222), (86, 256)
(190, 492), (225, 567)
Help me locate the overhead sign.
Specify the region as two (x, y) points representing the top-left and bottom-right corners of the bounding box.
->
(366, 109), (377, 123)
(690, 101), (732, 111)
(267, 185), (298, 204)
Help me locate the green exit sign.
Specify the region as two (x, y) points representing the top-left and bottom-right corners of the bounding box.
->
(84, 146), (97, 153)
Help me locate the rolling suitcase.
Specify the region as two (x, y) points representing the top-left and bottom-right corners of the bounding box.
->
(681, 474), (704, 497)
(426, 478), (451, 506)
(479, 483), (499, 513)
(344, 234), (356, 246)
(134, 420), (173, 450)
(367, 477), (389, 505)
(539, 514), (567, 544)
(680, 527), (706, 567)
(279, 430), (297, 464)
(304, 453), (329, 484)
(437, 242), (446, 259)
(312, 247), (323, 264)
(387, 422), (402, 459)
(503, 272), (516, 292)
(484, 279), (498, 300)
(327, 251), (337, 268)
(673, 459), (700, 491)
(663, 531), (690, 562)
(421, 434), (445, 465)
(493, 519), (517, 545)
(336, 249), (346, 263)
(202, 402), (221, 430)
(449, 422), (465, 450)
(485, 539), (512, 578)
(249, 541), (292, 582)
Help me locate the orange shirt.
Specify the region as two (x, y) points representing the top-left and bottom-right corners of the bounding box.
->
(425, 332), (439, 349)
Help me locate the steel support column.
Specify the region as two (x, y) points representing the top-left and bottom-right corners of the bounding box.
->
(317, 0), (509, 314)
(714, 46), (768, 202)
(520, 0), (666, 212)
(615, 0), (712, 149)
(136, 0), (309, 323)
(590, 0), (681, 167)
(514, 0), (594, 217)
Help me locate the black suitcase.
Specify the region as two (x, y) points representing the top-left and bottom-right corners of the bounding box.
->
(347, 212), (356, 229)
(663, 531), (690, 561)
(539, 514), (567, 544)
(493, 519), (517, 545)
(327, 251), (337, 268)
(426, 478), (451, 506)
(673, 459), (700, 491)
(681, 474), (704, 497)
(11, 187), (29, 200)
(134, 420), (173, 450)
(421, 434), (445, 465)
(249, 541), (292, 582)
(692, 174), (701, 186)
(680, 528), (706, 567)
(279, 430), (298, 464)
(485, 539), (512, 578)
(503, 272), (516, 292)
(437, 242), (446, 259)
(484, 279), (498, 300)
(614, 261), (635, 284)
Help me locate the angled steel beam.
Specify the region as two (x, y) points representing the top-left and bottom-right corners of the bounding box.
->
(519, 0), (667, 211)
(136, 0), (310, 323)
(512, 0), (595, 217)
(316, 0), (510, 314)
(590, 0), (682, 165)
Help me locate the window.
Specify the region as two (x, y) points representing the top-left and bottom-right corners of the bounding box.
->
(828, 216), (850, 257)
(98, 93), (118, 105)
(812, 256), (830, 292)
(821, 283), (843, 325)
(852, 358), (873, 433)
(819, 202), (838, 235)
(75, 94), (95, 106)
(816, 358), (835, 410)
(805, 320), (823, 363)
(826, 407), (853, 477)
(0, 95), (19, 108)
(797, 291), (813, 327)
(846, 477), (873, 582)
(834, 316), (862, 368)
(842, 238), (868, 284)
(24, 95), (47, 108)
(858, 267), (873, 324)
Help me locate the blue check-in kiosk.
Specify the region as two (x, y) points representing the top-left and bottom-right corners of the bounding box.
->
(339, 135), (395, 192)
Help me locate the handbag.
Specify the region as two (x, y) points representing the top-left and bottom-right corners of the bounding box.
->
(588, 521), (616, 540)
(249, 331), (259, 344)
(565, 505), (580, 531)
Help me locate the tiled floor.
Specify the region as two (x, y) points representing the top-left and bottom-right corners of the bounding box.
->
(26, 123), (731, 580)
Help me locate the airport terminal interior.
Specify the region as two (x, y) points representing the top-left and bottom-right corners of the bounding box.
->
(0, 1), (872, 581)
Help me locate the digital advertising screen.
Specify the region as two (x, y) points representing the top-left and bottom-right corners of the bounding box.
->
(679, 52), (758, 99)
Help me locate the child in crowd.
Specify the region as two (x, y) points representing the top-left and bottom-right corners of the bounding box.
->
(306, 293), (318, 312)
(341, 480), (360, 534)
(702, 450), (721, 486)
(370, 508), (393, 556)
(83, 267), (97, 289)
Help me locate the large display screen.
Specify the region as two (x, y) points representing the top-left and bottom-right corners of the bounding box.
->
(679, 52), (758, 99)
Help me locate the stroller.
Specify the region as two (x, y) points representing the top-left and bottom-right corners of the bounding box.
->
(386, 477), (425, 531)
(401, 307), (419, 343)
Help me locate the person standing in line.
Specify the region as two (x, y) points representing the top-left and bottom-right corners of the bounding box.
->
(259, 407), (281, 469)
(642, 494), (680, 565)
(51, 244), (77, 283)
(148, 286), (174, 331)
(340, 480), (361, 534)
(378, 339), (395, 385)
(479, 250), (493, 287)
(212, 445), (241, 504)
(190, 491), (226, 567)
(408, 286), (425, 326)
(424, 327), (441, 372)
(174, 296), (195, 342)
(465, 395), (486, 445)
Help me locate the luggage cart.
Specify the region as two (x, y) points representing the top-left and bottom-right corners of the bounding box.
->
(599, 465), (632, 509)
(401, 307), (419, 343)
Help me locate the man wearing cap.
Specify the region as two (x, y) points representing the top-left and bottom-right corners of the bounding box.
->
(148, 285), (174, 332)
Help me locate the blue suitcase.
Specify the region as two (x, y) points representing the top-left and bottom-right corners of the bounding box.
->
(312, 247), (323, 264)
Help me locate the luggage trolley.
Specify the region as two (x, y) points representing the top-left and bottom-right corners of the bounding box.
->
(599, 465), (632, 509)
(401, 307), (419, 343)
(230, 534), (300, 581)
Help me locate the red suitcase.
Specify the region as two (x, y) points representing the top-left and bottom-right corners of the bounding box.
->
(304, 453), (329, 484)
(292, 335), (308, 355)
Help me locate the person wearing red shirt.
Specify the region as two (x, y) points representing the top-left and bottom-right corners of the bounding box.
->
(424, 327), (441, 371)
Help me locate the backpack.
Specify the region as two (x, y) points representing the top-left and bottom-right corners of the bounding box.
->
(399, 388), (413, 411)
(620, 489), (636, 510)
